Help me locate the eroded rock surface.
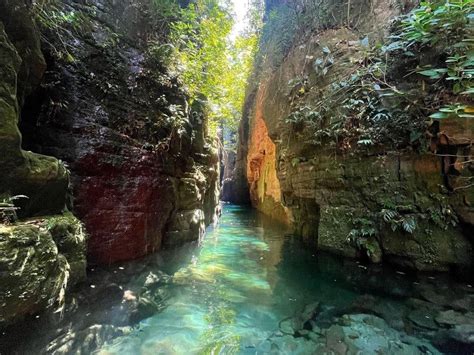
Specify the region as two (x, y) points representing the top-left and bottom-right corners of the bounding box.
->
(0, 215), (86, 328)
(233, 0), (473, 272)
(0, 6), (69, 217)
(15, 0), (220, 264)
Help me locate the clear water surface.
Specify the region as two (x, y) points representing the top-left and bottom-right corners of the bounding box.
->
(2, 204), (473, 354)
(99, 204), (359, 353)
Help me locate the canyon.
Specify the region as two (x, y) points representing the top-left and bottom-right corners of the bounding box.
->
(228, 0), (474, 272)
(1, 0), (473, 353)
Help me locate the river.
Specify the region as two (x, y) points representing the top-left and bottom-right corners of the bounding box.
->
(2, 204), (473, 354)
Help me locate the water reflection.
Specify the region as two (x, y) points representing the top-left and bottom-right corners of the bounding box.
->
(99, 205), (291, 353)
(2, 205), (473, 354)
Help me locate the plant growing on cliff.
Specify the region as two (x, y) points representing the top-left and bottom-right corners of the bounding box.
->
(388, 0), (474, 119)
(380, 209), (417, 234)
(348, 217), (377, 240)
(33, 0), (92, 62)
(282, 0), (473, 154)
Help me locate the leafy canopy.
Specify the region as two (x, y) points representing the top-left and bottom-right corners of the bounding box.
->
(168, 0), (260, 135)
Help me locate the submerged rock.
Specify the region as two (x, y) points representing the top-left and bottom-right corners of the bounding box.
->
(270, 311), (440, 355)
(325, 314), (440, 354)
(435, 310), (474, 327)
(46, 324), (132, 355)
(279, 302), (321, 335)
(408, 309), (439, 330)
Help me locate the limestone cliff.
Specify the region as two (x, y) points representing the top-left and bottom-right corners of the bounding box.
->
(233, 0), (473, 272)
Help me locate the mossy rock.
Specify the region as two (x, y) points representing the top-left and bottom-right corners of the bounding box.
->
(0, 0), (46, 104)
(381, 222), (472, 272)
(0, 223), (67, 327)
(318, 206), (358, 258)
(0, 22), (23, 164)
(44, 213), (88, 286)
(0, 214), (87, 328)
(0, 22), (70, 217)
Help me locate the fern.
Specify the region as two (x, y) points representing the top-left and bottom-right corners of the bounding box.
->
(402, 216), (417, 234)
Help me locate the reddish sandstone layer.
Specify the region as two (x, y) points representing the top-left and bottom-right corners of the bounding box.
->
(73, 132), (175, 264)
(247, 85), (290, 224)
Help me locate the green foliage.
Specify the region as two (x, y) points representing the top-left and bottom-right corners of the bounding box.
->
(348, 217), (377, 240)
(166, 0), (259, 136)
(149, 0), (181, 31)
(388, 0), (474, 119)
(380, 209), (417, 234)
(285, 43), (424, 151)
(259, 5), (299, 69)
(171, 1), (232, 101)
(347, 216), (380, 260)
(33, 0), (92, 62)
(427, 194), (459, 230)
(34, 0), (86, 32)
(255, 0), (350, 72)
(397, 0), (472, 47)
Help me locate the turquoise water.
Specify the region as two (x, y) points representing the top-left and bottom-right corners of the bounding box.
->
(98, 205), (358, 354)
(3, 204), (473, 354)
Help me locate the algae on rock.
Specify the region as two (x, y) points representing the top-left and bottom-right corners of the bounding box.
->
(0, 215), (87, 328)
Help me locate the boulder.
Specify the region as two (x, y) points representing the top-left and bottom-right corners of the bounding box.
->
(46, 324), (132, 354)
(0, 216), (86, 327)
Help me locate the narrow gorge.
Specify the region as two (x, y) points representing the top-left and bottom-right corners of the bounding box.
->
(1, 0), (473, 354)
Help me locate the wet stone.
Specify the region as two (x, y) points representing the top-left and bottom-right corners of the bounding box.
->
(433, 325), (474, 353)
(408, 309), (439, 330)
(417, 285), (452, 307)
(435, 310), (474, 327)
(279, 317), (297, 335)
(451, 296), (474, 312)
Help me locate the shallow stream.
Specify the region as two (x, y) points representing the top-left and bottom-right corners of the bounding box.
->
(2, 205), (474, 354)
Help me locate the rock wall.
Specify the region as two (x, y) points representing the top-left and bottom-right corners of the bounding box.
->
(235, 0), (473, 272)
(16, 0), (220, 264)
(0, 0), (219, 326)
(0, 2), (69, 217)
(0, 1), (87, 328)
(246, 86), (290, 222)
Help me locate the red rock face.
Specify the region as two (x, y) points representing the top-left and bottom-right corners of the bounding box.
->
(73, 135), (175, 264)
